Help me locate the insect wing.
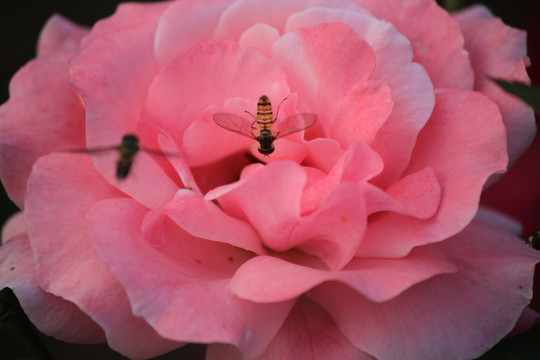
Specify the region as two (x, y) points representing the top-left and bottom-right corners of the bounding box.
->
(141, 147), (182, 158)
(63, 145), (119, 156)
(212, 113), (257, 139)
(273, 113), (317, 139)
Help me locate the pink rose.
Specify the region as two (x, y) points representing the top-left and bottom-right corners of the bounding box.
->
(1, 0), (539, 359)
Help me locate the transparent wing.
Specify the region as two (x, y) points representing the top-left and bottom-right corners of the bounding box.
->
(63, 145), (119, 154)
(141, 147), (182, 157)
(212, 112), (257, 139)
(274, 113), (317, 139)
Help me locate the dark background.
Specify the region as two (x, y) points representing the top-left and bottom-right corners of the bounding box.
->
(0, 0), (539, 359)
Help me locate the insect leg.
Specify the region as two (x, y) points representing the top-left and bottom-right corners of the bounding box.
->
(274, 96), (289, 120)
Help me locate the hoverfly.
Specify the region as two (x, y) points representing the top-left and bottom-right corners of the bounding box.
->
(67, 134), (177, 179)
(212, 95), (317, 155)
(528, 230), (540, 250)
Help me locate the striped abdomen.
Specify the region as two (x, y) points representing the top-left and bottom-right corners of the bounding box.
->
(256, 95), (274, 131)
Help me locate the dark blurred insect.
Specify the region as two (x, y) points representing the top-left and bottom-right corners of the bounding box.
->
(67, 134), (176, 179)
(212, 95), (317, 155)
(528, 231), (540, 250)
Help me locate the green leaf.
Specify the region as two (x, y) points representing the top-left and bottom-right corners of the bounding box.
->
(490, 78), (540, 112)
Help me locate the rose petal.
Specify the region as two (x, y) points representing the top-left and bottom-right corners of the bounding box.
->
(358, 88), (508, 257)
(160, 189), (264, 253)
(230, 298), (374, 360)
(0, 56), (86, 208)
(154, 0), (232, 66)
(303, 138), (345, 173)
(183, 103), (253, 166)
(329, 80), (393, 147)
(357, 0), (474, 90)
(312, 220), (540, 360)
(284, 8), (435, 185)
(143, 40), (290, 143)
(231, 245), (455, 303)
(0, 234), (105, 343)
(37, 14), (88, 57)
(287, 182), (367, 269)
(365, 167), (441, 219)
(70, 18), (158, 151)
(1, 212), (25, 244)
(70, 20), (179, 208)
(79, 2), (170, 48)
(214, 0), (367, 40)
(302, 141), (383, 215)
(87, 198), (294, 359)
(369, 62), (434, 187)
(285, 7), (413, 76)
(24, 154), (182, 359)
(273, 22), (376, 127)
(206, 161), (306, 250)
(157, 133), (201, 193)
(238, 23), (281, 58)
(453, 5), (536, 167)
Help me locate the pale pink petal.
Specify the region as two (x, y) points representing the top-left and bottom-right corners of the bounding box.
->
(231, 246), (455, 303)
(285, 7), (413, 75)
(87, 198), (294, 359)
(24, 154), (182, 359)
(70, 18), (158, 153)
(290, 183), (366, 269)
(358, 88), (508, 257)
(273, 22), (376, 127)
(183, 103), (256, 166)
(93, 148), (180, 209)
(284, 10), (435, 185)
(207, 161), (306, 250)
(70, 19), (179, 208)
(160, 189), (264, 253)
(453, 5), (528, 82)
(365, 167), (441, 218)
(154, 0), (232, 66)
(79, 2), (171, 48)
(303, 138), (345, 173)
(157, 133), (201, 193)
(253, 298), (374, 360)
(357, 0), (474, 89)
(0, 234), (105, 343)
(1, 212), (25, 244)
(301, 141), (383, 215)
(193, 151), (255, 195)
(0, 56), (85, 208)
(313, 220), (540, 360)
(239, 23), (281, 58)
(37, 15), (88, 57)
(143, 40), (290, 142)
(214, 0), (367, 40)
(369, 62), (434, 187)
(453, 5), (536, 166)
(329, 79), (393, 147)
